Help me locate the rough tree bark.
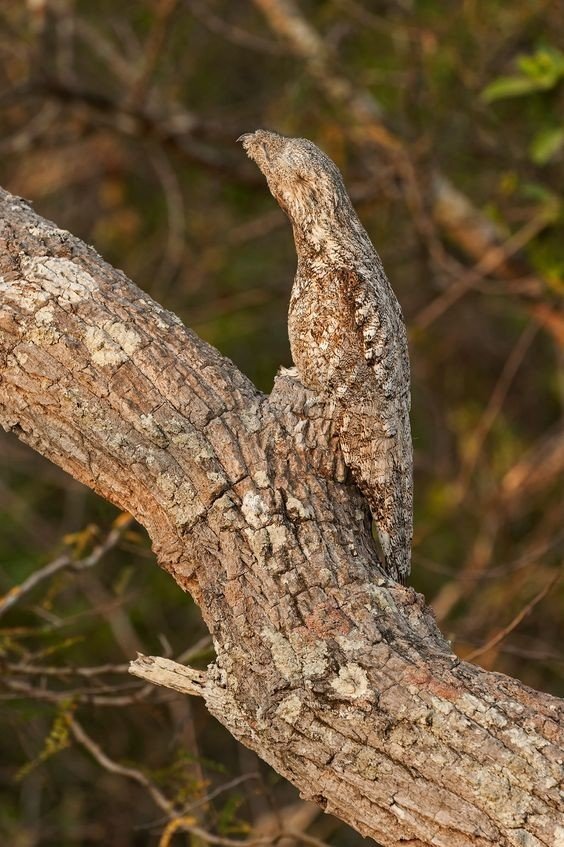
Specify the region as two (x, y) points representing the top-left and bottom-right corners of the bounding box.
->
(0, 188), (562, 847)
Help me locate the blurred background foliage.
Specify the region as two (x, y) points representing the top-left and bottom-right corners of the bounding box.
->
(0, 0), (562, 844)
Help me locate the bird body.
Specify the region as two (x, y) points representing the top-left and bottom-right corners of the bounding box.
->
(239, 130), (413, 582)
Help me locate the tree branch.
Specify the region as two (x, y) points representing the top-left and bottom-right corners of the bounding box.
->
(0, 188), (562, 847)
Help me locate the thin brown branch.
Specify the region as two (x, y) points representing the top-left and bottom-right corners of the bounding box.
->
(69, 717), (176, 816)
(465, 574), (561, 662)
(126, 0), (180, 110)
(188, 0), (286, 55)
(158, 820), (335, 847)
(456, 320), (539, 496)
(32, 78), (257, 182)
(5, 661), (130, 677)
(2, 676), (154, 707)
(141, 773), (261, 836)
(414, 211), (554, 330)
(501, 427), (564, 509)
(0, 514), (133, 619)
(72, 715), (326, 847)
(175, 634), (214, 664)
(148, 147), (188, 296)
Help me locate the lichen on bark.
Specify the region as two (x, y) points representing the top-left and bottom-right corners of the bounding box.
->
(0, 188), (562, 847)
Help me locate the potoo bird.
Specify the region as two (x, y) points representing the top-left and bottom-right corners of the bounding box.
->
(239, 130), (413, 583)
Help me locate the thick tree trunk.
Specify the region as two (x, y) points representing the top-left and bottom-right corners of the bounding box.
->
(0, 188), (562, 847)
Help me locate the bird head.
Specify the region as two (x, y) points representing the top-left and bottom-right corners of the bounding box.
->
(238, 130), (350, 228)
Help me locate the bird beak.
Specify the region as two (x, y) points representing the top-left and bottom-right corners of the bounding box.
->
(236, 132), (255, 144)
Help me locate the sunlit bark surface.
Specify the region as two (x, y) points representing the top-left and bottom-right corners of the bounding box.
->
(1, 188), (562, 847)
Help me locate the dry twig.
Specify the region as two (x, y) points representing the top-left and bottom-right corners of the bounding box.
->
(465, 574), (561, 662)
(0, 514), (133, 619)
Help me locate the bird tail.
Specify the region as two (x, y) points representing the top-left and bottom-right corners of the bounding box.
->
(339, 408), (413, 583)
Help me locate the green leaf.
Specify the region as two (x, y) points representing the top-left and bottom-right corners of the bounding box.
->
(519, 181), (558, 203)
(483, 46), (564, 103)
(530, 127), (564, 164)
(517, 46), (564, 87)
(481, 74), (544, 102)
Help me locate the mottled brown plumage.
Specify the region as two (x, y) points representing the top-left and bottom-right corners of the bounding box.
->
(239, 129), (413, 582)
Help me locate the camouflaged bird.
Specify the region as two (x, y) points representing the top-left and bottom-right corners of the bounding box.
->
(239, 130), (413, 583)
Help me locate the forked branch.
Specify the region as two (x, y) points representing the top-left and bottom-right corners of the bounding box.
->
(0, 188), (562, 847)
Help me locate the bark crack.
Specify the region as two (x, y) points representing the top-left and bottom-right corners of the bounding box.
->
(0, 187), (562, 847)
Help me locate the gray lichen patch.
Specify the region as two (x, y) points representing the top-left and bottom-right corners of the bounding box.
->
(34, 306), (55, 326)
(335, 633), (366, 655)
(0, 275), (50, 311)
(262, 628), (301, 680)
(239, 404), (263, 434)
(84, 326), (129, 366)
(104, 321), (142, 355)
(261, 625), (330, 682)
(286, 495), (313, 521)
(292, 635), (328, 678)
(331, 663), (371, 700)
(509, 830), (556, 847)
(83, 322), (141, 367)
(138, 414), (168, 447)
(266, 522), (288, 553)
(211, 493), (240, 528)
(22, 256), (98, 304)
(155, 475), (206, 527)
(276, 692), (303, 724)
(254, 469), (270, 489)
(28, 305), (61, 345)
(241, 490), (269, 528)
